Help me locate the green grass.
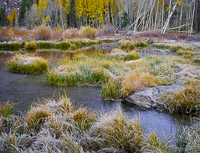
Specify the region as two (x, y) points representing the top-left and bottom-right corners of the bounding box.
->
(7, 55), (48, 74)
(0, 39), (102, 51)
(0, 42), (20, 50)
(25, 42), (37, 50)
(102, 79), (122, 100)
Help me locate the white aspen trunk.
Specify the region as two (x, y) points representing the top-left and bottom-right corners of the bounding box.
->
(179, 4), (183, 32)
(190, 1), (196, 35)
(162, 1), (178, 34)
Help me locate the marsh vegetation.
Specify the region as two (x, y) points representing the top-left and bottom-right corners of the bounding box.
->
(0, 27), (200, 152)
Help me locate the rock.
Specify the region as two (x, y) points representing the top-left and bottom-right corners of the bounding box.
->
(125, 85), (184, 109)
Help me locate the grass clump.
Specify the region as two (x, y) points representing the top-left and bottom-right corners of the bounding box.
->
(145, 133), (170, 152)
(135, 42), (148, 48)
(7, 55), (48, 74)
(118, 40), (135, 51)
(25, 42), (36, 50)
(124, 51), (140, 61)
(73, 108), (96, 132)
(44, 65), (80, 85)
(88, 111), (145, 152)
(0, 103), (14, 118)
(121, 70), (157, 97)
(159, 81), (200, 114)
(26, 106), (50, 131)
(102, 79), (122, 100)
(80, 26), (97, 39)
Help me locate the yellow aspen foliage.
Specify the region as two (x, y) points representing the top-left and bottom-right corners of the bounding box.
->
(178, 1), (184, 6)
(75, 0), (120, 27)
(7, 10), (17, 26)
(158, 0), (164, 8)
(120, 0), (124, 16)
(46, 16), (50, 22)
(34, 0), (48, 22)
(166, 7), (171, 11)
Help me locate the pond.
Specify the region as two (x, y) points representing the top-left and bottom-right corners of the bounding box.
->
(0, 45), (185, 142)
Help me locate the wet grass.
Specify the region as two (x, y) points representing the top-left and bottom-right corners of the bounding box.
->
(0, 97), (174, 152)
(7, 55), (48, 74)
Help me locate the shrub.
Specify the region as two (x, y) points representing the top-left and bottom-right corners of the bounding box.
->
(36, 25), (51, 40)
(52, 27), (64, 41)
(25, 42), (36, 50)
(0, 28), (13, 42)
(124, 51), (140, 61)
(7, 55), (48, 74)
(80, 26), (97, 39)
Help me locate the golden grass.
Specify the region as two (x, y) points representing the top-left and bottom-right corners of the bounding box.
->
(26, 106), (50, 130)
(121, 70), (157, 97)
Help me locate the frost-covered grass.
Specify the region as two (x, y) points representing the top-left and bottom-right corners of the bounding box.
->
(159, 81), (200, 115)
(175, 118), (200, 152)
(7, 55), (48, 74)
(0, 97), (173, 152)
(44, 54), (194, 101)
